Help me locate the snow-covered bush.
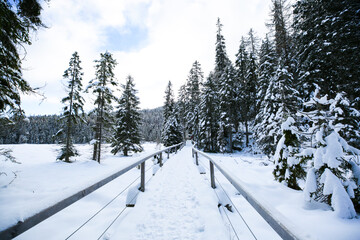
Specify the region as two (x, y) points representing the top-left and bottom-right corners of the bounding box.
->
(273, 117), (306, 190)
(301, 89), (359, 218)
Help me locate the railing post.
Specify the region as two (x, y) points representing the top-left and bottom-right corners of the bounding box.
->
(167, 150), (170, 159)
(175, 146), (177, 153)
(140, 162), (145, 192)
(195, 152), (199, 166)
(209, 161), (216, 189)
(159, 152), (163, 167)
(192, 148), (194, 158)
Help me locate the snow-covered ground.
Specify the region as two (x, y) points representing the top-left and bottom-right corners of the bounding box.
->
(0, 143), (162, 234)
(1, 143), (359, 239)
(204, 151), (360, 240)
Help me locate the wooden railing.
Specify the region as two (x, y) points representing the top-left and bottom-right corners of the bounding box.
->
(192, 147), (309, 240)
(0, 142), (184, 239)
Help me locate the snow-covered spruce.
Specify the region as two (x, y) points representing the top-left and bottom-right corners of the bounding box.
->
(273, 117), (306, 190)
(85, 51), (118, 163)
(161, 81), (183, 147)
(56, 51), (85, 163)
(301, 89), (359, 218)
(111, 75), (143, 156)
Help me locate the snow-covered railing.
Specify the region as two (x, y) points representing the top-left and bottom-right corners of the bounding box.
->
(0, 142), (184, 239)
(192, 147), (307, 240)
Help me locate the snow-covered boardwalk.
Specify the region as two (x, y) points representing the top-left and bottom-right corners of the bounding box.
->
(109, 145), (228, 239)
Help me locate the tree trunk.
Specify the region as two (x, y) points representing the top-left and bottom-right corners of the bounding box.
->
(245, 120), (249, 147)
(65, 73), (75, 163)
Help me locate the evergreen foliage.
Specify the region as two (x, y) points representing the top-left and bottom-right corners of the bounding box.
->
(163, 81), (175, 123)
(86, 51), (118, 163)
(56, 51), (85, 162)
(0, 0), (44, 120)
(162, 81), (182, 147)
(111, 76), (142, 156)
(301, 89), (359, 218)
(184, 61), (203, 144)
(273, 117), (306, 190)
(198, 72), (219, 152)
(218, 63), (237, 152)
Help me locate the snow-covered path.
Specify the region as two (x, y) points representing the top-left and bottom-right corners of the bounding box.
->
(108, 145), (229, 240)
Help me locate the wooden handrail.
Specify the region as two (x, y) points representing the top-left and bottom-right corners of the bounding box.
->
(0, 142), (184, 239)
(192, 147), (310, 240)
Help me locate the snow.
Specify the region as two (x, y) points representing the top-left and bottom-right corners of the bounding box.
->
(320, 169), (356, 219)
(281, 116), (295, 131)
(0, 143), (161, 231)
(1, 143), (359, 239)
(109, 146), (228, 240)
(304, 168), (317, 202)
(323, 132), (342, 168)
(201, 152), (360, 240)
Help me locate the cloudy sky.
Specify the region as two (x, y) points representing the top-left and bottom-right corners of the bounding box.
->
(21, 0), (272, 115)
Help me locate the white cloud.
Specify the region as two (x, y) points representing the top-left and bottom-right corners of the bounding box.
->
(21, 0), (272, 115)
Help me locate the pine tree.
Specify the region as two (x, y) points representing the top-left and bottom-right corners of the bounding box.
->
(177, 84), (187, 140)
(57, 52), (85, 162)
(185, 61), (203, 144)
(86, 52), (118, 163)
(237, 30), (259, 147)
(214, 18), (230, 78)
(256, 35), (276, 109)
(273, 117), (306, 190)
(111, 76), (143, 156)
(218, 62), (237, 152)
(199, 72), (219, 152)
(162, 81), (182, 147)
(301, 89), (358, 218)
(162, 108), (183, 147)
(293, 0), (360, 147)
(163, 81), (175, 123)
(1, 0), (44, 120)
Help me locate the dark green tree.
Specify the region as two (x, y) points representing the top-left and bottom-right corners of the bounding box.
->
(218, 62), (237, 152)
(0, 0), (45, 120)
(162, 81), (182, 146)
(273, 117), (306, 190)
(163, 81), (175, 123)
(199, 72), (219, 152)
(185, 61), (203, 144)
(86, 51), (118, 163)
(57, 51), (85, 162)
(111, 75), (142, 156)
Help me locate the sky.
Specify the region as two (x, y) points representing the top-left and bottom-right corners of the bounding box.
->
(21, 0), (273, 115)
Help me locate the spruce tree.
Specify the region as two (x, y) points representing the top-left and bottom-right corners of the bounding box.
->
(162, 81), (182, 146)
(185, 61), (203, 144)
(57, 52), (85, 162)
(163, 81), (175, 123)
(1, 0), (44, 120)
(86, 52), (118, 163)
(273, 117), (306, 190)
(301, 89), (358, 218)
(199, 72), (219, 152)
(111, 76), (143, 156)
(218, 62), (237, 152)
(177, 84), (187, 140)
(293, 0), (360, 147)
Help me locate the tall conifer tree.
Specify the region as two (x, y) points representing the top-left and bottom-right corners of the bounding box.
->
(57, 52), (85, 162)
(111, 76), (142, 156)
(86, 52), (117, 163)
